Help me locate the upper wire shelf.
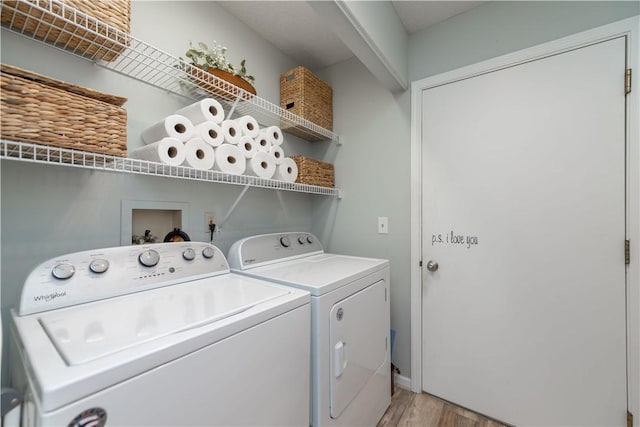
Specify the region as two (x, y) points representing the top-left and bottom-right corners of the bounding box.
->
(0, 0), (338, 143)
(0, 140), (341, 197)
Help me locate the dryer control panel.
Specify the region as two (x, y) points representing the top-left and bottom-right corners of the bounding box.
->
(18, 243), (229, 315)
(228, 232), (324, 270)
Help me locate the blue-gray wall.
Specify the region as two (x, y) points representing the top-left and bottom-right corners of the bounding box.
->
(408, 1), (640, 81)
(312, 0), (639, 382)
(0, 0), (322, 384)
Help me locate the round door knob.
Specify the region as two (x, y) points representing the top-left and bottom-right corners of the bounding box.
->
(426, 260), (439, 272)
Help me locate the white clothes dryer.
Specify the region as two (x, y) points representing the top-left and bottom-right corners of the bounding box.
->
(9, 242), (310, 427)
(228, 232), (390, 427)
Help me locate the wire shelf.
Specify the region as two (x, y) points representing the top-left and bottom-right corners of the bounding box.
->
(0, 140), (341, 197)
(0, 0), (338, 143)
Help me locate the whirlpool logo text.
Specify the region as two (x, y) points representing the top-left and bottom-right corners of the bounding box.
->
(34, 290), (67, 302)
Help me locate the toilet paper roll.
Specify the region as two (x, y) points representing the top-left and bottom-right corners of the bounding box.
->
(221, 120), (242, 145)
(259, 125), (284, 146)
(194, 121), (224, 148)
(174, 98), (225, 125)
(245, 151), (276, 179)
(183, 138), (215, 170)
(142, 115), (194, 143)
(214, 143), (246, 175)
(269, 145), (285, 164)
(272, 157), (298, 183)
(129, 137), (186, 166)
(238, 135), (258, 159)
(254, 133), (271, 152)
(236, 115), (260, 138)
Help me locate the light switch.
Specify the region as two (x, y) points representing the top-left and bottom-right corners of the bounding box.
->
(378, 217), (389, 234)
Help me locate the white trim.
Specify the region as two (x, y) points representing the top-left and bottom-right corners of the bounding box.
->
(624, 15), (640, 425)
(394, 373), (412, 391)
(410, 16), (640, 421)
(409, 71), (423, 393)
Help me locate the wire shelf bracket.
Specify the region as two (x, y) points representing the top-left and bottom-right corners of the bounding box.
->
(217, 184), (252, 232)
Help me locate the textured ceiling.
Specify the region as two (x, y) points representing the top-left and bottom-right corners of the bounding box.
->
(392, 1), (485, 34)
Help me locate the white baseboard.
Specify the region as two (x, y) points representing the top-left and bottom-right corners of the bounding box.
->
(394, 373), (411, 391)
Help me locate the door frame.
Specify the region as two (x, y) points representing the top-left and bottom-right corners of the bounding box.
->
(409, 16), (640, 420)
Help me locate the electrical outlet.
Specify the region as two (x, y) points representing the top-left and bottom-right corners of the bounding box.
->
(205, 212), (216, 233)
(378, 217), (389, 234)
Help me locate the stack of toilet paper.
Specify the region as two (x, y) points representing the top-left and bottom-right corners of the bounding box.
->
(132, 98), (298, 183)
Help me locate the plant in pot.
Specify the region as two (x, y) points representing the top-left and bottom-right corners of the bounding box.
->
(181, 41), (256, 99)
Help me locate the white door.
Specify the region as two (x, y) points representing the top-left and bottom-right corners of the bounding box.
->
(421, 37), (627, 426)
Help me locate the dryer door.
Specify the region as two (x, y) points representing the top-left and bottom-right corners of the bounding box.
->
(329, 279), (387, 418)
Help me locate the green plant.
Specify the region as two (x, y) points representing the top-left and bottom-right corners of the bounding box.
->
(183, 41), (255, 84)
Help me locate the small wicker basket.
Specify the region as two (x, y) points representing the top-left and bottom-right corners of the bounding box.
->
(186, 66), (256, 101)
(1, 63), (128, 157)
(291, 155), (334, 188)
(280, 66), (332, 142)
(1, 0), (131, 62)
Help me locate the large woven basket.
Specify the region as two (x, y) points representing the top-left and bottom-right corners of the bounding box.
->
(1, 63), (128, 157)
(1, 0), (131, 62)
(280, 66), (332, 142)
(290, 155), (334, 188)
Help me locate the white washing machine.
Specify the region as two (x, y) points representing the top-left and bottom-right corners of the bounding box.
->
(228, 232), (390, 427)
(8, 242), (310, 427)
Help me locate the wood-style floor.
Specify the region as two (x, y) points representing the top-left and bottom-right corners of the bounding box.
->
(377, 387), (510, 427)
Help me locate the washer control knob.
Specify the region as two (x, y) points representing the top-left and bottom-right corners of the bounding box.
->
(138, 249), (160, 267)
(280, 236), (291, 248)
(298, 236), (306, 245)
(306, 235), (314, 244)
(182, 248), (196, 261)
(89, 259), (110, 274)
(52, 263), (75, 280)
(202, 246), (215, 259)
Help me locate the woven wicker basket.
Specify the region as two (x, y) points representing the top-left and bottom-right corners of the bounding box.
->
(291, 155), (334, 188)
(1, 63), (128, 157)
(280, 66), (332, 142)
(1, 0), (131, 62)
(187, 66), (256, 101)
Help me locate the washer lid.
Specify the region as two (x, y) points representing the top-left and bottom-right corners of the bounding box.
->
(238, 253), (389, 296)
(12, 273), (309, 413)
(38, 276), (289, 365)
